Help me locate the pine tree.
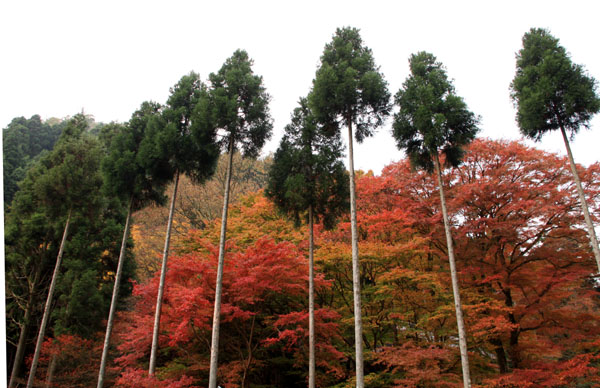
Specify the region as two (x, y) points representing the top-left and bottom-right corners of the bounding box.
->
(96, 101), (170, 387)
(202, 49), (273, 388)
(143, 73), (220, 375)
(393, 51), (479, 388)
(510, 28), (600, 272)
(266, 97), (348, 388)
(309, 27), (391, 387)
(15, 114), (106, 388)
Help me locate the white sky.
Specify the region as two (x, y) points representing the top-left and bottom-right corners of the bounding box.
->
(1, 0), (599, 174)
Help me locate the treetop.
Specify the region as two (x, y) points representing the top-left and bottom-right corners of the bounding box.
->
(310, 26), (391, 142)
(205, 49), (273, 158)
(393, 51), (479, 172)
(511, 28), (600, 140)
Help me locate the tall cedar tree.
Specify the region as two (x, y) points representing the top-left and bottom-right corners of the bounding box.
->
(266, 97), (349, 388)
(143, 72), (220, 375)
(6, 121), (133, 388)
(393, 51), (479, 388)
(202, 49), (273, 388)
(16, 114), (105, 388)
(510, 28), (600, 272)
(6, 157), (68, 388)
(309, 26), (391, 388)
(97, 101), (170, 387)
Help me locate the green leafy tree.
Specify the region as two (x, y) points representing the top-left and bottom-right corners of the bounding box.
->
(510, 27), (600, 271)
(96, 101), (170, 387)
(309, 26), (391, 387)
(6, 161), (64, 388)
(142, 72), (220, 376)
(266, 97), (348, 388)
(2, 115), (64, 205)
(11, 114), (106, 388)
(393, 51), (480, 388)
(201, 49), (273, 388)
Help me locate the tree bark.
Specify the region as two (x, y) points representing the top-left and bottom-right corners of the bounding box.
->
(27, 209), (72, 388)
(308, 204), (316, 388)
(433, 153), (471, 388)
(97, 195), (134, 387)
(208, 138), (235, 388)
(490, 338), (508, 373)
(560, 126), (600, 273)
(8, 265), (42, 388)
(149, 171), (180, 375)
(347, 121), (364, 388)
(44, 353), (57, 388)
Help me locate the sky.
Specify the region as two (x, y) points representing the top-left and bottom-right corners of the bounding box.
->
(1, 0), (600, 174)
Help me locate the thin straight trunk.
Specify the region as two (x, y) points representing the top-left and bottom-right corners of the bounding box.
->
(308, 205), (316, 388)
(433, 153), (471, 388)
(560, 126), (600, 272)
(27, 209), (72, 388)
(149, 171), (180, 375)
(9, 266), (43, 388)
(347, 121), (364, 388)
(97, 195), (134, 387)
(44, 353), (57, 388)
(208, 139), (235, 388)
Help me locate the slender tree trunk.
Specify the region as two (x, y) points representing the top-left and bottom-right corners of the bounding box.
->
(149, 171), (180, 375)
(44, 353), (57, 388)
(9, 265), (43, 388)
(9, 307), (31, 388)
(208, 139), (235, 388)
(308, 205), (316, 388)
(27, 209), (72, 388)
(433, 153), (471, 388)
(97, 195), (134, 387)
(560, 126), (600, 273)
(347, 121), (364, 388)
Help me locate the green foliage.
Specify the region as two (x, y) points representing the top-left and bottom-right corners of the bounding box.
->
(202, 49), (273, 156)
(267, 97), (349, 228)
(32, 114), (104, 217)
(5, 114), (136, 379)
(511, 28), (600, 140)
(2, 114), (64, 205)
(393, 51), (479, 172)
(138, 72), (220, 183)
(309, 27), (391, 141)
(102, 101), (169, 209)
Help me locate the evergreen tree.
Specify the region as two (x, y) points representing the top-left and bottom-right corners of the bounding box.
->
(3, 115), (64, 205)
(6, 115), (132, 388)
(6, 160), (62, 388)
(201, 49), (273, 388)
(143, 72), (220, 376)
(8, 114), (107, 388)
(266, 97), (348, 388)
(309, 26), (391, 387)
(510, 28), (600, 271)
(96, 101), (169, 387)
(393, 51), (479, 388)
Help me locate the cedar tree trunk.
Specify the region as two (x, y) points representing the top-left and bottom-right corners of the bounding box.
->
(98, 195), (134, 387)
(208, 138), (235, 388)
(560, 126), (600, 273)
(26, 209), (72, 388)
(149, 171), (180, 375)
(348, 120), (364, 388)
(433, 153), (471, 388)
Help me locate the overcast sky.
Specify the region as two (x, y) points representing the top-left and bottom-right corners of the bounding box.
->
(1, 0), (599, 174)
